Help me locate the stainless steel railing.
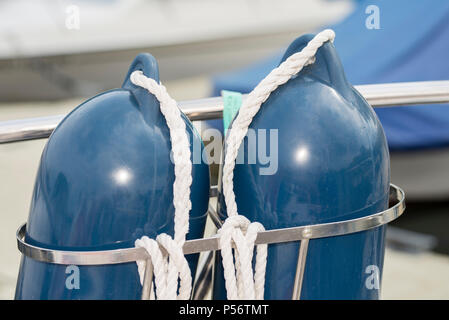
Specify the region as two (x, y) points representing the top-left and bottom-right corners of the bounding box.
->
(1, 80), (449, 144)
(5, 80), (448, 299)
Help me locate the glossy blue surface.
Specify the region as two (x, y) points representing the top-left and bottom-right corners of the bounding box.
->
(213, 34), (390, 299)
(15, 53), (210, 300)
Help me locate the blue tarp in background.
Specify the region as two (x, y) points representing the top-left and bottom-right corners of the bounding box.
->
(212, 0), (449, 150)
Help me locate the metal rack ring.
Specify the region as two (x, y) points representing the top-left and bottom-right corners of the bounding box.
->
(16, 184), (404, 299)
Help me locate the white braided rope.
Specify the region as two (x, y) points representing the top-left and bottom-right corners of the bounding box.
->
(131, 70), (193, 300)
(219, 29), (335, 300)
(218, 215), (267, 300)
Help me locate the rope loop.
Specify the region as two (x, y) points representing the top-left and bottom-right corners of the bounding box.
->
(130, 71), (193, 300)
(219, 29), (335, 300)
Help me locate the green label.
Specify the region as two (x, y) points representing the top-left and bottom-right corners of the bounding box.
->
(222, 90), (242, 135)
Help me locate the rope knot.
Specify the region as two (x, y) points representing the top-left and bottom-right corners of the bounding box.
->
(135, 234), (192, 300)
(219, 214), (250, 234)
(218, 215), (267, 300)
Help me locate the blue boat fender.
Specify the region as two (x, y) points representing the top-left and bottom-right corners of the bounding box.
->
(213, 30), (390, 300)
(15, 53), (210, 300)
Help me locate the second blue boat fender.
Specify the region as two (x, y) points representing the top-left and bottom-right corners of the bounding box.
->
(214, 30), (390, 299)
(15, 53), (210, 300)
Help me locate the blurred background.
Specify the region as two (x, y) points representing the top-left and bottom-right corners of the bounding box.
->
(1, 0), (449, 299)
